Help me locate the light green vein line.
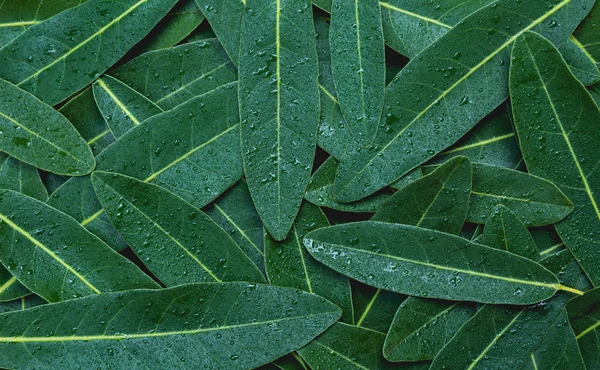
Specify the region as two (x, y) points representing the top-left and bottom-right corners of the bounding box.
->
(80, 209), (104, 227)
(339, 0), (573, 194)
(524, 36), (600, 221)
(0, 314), (321, 343)
(0, 276), (17, 295)
(354, 0), (368, 134)
(576, 319), (600, 340)
(294, 227), (312, 293)
(324, 242), (583, 295)
(531, 353), (539, 370)
(442, 133), (516, 155)
(86, 129), (111, 145)
(275, 0), (282, 227)
(96, 79), (141, 125)
(0, 20), (39, 28)
(356, 288), (381, 327)
(312, 341), (370, 370)
(570, 35), (598, 65)
(469, 191), (565, 206)
(539, 242), (565, 256)
(379, 2), (452, 29)
(17, 0), (149, 86)
(0, 212), (101, 294)
(466, 311), (524, 370)
(319, 83), (339, 104)
(213, 204), (263, 256)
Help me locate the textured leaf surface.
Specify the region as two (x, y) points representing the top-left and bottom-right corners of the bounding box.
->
(352, 282), (405, 333)
(333, 0), (592, 202)
(0, 79), (94, 176)
(568, 287), (600, 370)
(0, 0), (178, 105)
(92, 171), (265, 285)
(194, 0), (245, 65)
(0, 283), (341, 370)
(560, 38), (600, 85)
(0, 154), (47, 202)
(239, 0), (320, 240)
(304, 221), (569, 305)
(0, 190), (157, 302)
(572, 1), (600, 66)
(510, 31), (600, 284)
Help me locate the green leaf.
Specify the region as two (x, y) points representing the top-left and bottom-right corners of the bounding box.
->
(0, 282), (341, 369)
(96, 81), (243, 209)
(0, 190), (158, 302)
(510, 30), (600, 285)
(430, 249), (584, 370)
(0, 295), (45, 314)
(265, 202), (353, 323)
(479, 205), (540, 260)
(0, 0), (179, 105)
(373, 156), (472, 235)
(0, 0), (83, 48)
(0, 267), (29, 303)
(0, 154), (47, 202)
(0, 79), (95, 176)
(333, 0), (592, 203)
(93, 75), (163, 139)
(560, 38), (600, 85)
(298, 322), (399, 369)
(531, 226), (566, 257)
(46, 177), (129, 251)
(572, 1), (600, 67)
(111, 38), (237, 110)
(304, 221), (579, 305)
(329, 0), (384, 146)
(383, 299), (475, 362)
(352, 282), (405, 332)
(195, 0), (245, 65)
(568, 286), (600, 369)
(203, 179), (266, 273)
(522, 310), (586, 370)
(92, 171), (265, 285)
(238, 0), (320, 240)
(305, 157), (392, 213)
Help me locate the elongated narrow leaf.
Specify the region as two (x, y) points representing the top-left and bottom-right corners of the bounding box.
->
(46, 177), (129, 251)
(0, 0), (179, 105)
(568, 287), (600, 369)
(572, 2), (600, 66)
(522, 310), (586, 370)
(0, 79), (94, 176)
(265, 202), (353, 323)
(330, 0), (384, 145)
(93, 75), (163, 139)
(0, 190), (157, 302)
(111, 38), (236, 110)
(239, 0), (320, 240)
(304, 221), (577, 305)
(97, 81), (242, 209)
(298, 322), (399, 369)
(352, 282), (405, 332)
(0, 154), (47, 202)
(195, 0), (245, 65)
(510, 31), (600, 284)
(203, 180), (265, 273)
(92, 171), (265, 285)
(333, 0), (592, 202)
(305, 157), (391, 213)
(373, 156), (471, 234)
(430, 250), (583, 370)
(560, 38), (600, 85)
(0, 282), (341, 369)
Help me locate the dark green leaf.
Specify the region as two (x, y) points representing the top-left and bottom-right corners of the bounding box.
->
(0, 295), (45, 314)
(239, 0), (320, 240)
(0, 154), (47, 202)
(0, 267), (29, 303)
(352, 282), (405, 332)
(0, 190), (158, 302)
(560, 38), (600, 85)
(568, 286), (600, 370)
(195, 0), (245, 65)
(0, 0), (179, 105)
(0, 282), (341, 369)
(572, 1), (600, 67)
(510, 31), (600, 284)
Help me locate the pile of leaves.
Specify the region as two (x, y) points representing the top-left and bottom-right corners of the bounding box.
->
(1, 0), (600, 368)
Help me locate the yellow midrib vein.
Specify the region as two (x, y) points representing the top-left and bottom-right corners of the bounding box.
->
(0, 20), (40, 28)
(0, 314), (320, 343)
(356, 288), (381, 327)
(17, 0), (149, 86)
(576, 319), (600, 340)
(469, 190), (569, 207)
(0, 212), (101, 294)
(275, 0), (282, 228)
(379, 2), (452, 29)
(523, 36), (600, 222)
(354, 0), (368, 135)
(294, 227), (312, 293)
(0, 276), (17, 295)
(441, 133), (515, 155)
(570, 34), (598, 65)
(213, 204), (263, 256)
(96, 79), (141, 125)
(339, 0), (573, 194)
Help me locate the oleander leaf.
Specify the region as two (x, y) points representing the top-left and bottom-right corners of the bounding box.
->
(0, 282), (341, 370)
(0, 154), (47, 202)
(373, 156), (471, 235)
(0, 189), (158, 302)
(0, 79), (94, 176)
(92, 171), (266, 285)
(560, 38), (600, 85)
(238, 0), (320, 240)
(265, 202), (353, 323)
(93, 75), (163, 139)
(305, 156), (392, 213)
(111, 38), (237, 110)
(96, 81), (243, 209)
(194, 0), (245, 65)
(0, 0), (179, 105)
(330, 0), (384, 146)
(568, 286), (600, 369)
(304, 221), (576, 305)
(510, 31), (600, 285)
(333, 0), (592, 203)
